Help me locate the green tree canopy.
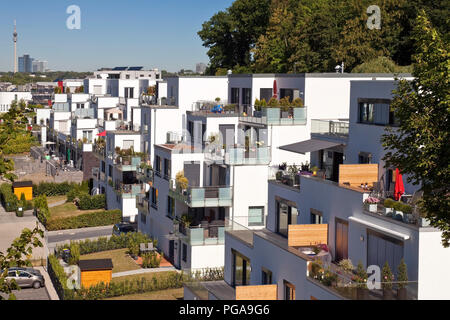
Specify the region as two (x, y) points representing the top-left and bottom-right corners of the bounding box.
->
(382, 11), (450, 246)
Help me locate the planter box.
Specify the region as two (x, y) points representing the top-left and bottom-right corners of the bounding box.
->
(403, 213), (413, 224)
(384, 207), (394, 216)
(368, 204), (378, 213)
(419, 218), (430, 227)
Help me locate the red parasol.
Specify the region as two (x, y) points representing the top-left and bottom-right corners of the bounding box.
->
(97, 131), (106, 137)
(394, 168), (405, 201)
(273, 80), (278, 99)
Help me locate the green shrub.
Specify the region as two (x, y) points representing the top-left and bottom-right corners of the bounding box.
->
(68, 242), (80, 265)
(77, 194), (105, 210)
(34, 194), (50, 225)
(142, 251), (162, 268)
(0, 183), (18, 212)
(33, 182), (73, 197)
(382, 262), (394, 290)
(384, 198), (395, 208)
(46, 209), (122, 231)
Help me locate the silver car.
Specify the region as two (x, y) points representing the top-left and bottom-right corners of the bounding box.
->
(3, 267), (45, 289)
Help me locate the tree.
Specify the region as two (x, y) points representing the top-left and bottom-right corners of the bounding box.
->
(198, 0), (271, 74)
(352, 56), (413, 73)
(382, 11), (450, 246)
(0, 226), (44, 299)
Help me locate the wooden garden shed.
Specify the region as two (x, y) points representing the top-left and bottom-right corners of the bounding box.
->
(12, 181), (33, 201)
(78, 259), (113, 288)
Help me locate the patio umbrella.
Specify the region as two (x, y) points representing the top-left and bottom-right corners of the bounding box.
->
(394, 168), (405, 201)
(273, 80), (278, 99)
(97, 131), (106, 137)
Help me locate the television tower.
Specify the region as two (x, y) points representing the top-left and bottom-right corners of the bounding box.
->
(13, 20), (18, 73)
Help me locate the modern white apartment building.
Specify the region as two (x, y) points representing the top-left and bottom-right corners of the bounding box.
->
(0, 91), (32, 113)
(184, 78), (450, 300)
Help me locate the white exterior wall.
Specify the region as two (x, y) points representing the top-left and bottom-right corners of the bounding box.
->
(35, 108), (51, 125)
(54, 94), (67, 103)
(0, 92), (32, 112)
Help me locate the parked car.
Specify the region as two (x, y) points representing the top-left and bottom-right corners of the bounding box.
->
(2, 267), (45, 289)
(113, 223), (137, 236)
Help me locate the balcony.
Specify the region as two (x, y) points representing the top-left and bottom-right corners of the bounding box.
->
(239, 107), (307, 126)
(72, 108), (95, 119)
(114, 183), (143, 199)
(136, 194), (149, 214)
(141, 95), (176, 107)
(307, 259), (418, 300)
(113, 154), (147, 171)
(224, 219), (255, 247)
(174, 218), (225, 246)
(169, 180), (232, 207)
(93, 143), (106, 159)
(205, 146), (271, 166)
(136, 166), (153, 184)
(361, 196), (430, 228)
(311, 119), (349, 140)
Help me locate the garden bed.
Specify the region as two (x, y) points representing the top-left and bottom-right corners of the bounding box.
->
(80, 248), (140, 273)
(104, 288), (183, 300)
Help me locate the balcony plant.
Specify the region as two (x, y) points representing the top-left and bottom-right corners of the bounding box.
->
(180, 214), (193, 230)
(401, 203), (413, 223)
(364, 197), (380, 213)
(292, 97), (304, 108)
(419, 210), (430, 227)
(279, 97), (291, 115)
(383, 198), (395, 216)
(311, 166), (319, 176)
(338, 259), (354, 275)
(254, 99), (261, 112)
(175, 171), (189, 193)
(224, 104), (236, 113)
(382, 262), (395, 300)
(267, 97), (280, 107)
(397, 259), (408, 300)
(354, 261), (368, 300)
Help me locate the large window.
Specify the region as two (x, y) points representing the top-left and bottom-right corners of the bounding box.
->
(151, 187), (158, 209)
(155, 155), (161, 176)
(260, 88), (272, 102)
(248, 207), (264, 226)
(310, 209), (323, 224)
(231, 88), (240, 105)
(284, 281), (295, 300)
(358, 99), (393, 125)
(232, 250), (251, 287)
(242, 88), (251, 105)
(261, 268), (272, 285)
(167, 196), (175, 219)
(276, 199), (298, 237)
(164, 158), (171, 180)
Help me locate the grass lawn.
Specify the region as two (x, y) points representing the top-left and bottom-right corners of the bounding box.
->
(111, 271), (178, 284)
(80, 248), (140, 273)
(104, 288), (184, 300)
(49, 202), (107, 219)
(47, 195), (67, 205)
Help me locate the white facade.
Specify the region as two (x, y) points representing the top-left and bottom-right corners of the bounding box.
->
(0, 91), (32, 113)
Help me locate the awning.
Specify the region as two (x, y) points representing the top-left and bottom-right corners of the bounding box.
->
(348, 216), (410, 241)
(279, 139), (342, 154)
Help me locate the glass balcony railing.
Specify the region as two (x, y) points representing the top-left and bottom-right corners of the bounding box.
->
(174, 218), (225, 246)
(114, 183), (143, 198)
(223, 218), (255, 247)
(136, 194), (149, 214)
(169, 180), (232, 207)
(225, 146), (271, 165)
(307, 259), (418, 300)
(113, 154), (148, 171)
(72, 108), (95, 119)
(137, 166), (154, 184)
(240, 107), (307, 125)
(311, 119), (349, 137)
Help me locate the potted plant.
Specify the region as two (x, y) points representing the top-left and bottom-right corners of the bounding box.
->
(397, 259), (408, 300)
(275, 170), (283, 181)
(393, 201), (404, 221)
(382, 262), (395, 300)
(279, 97), (291, 117)
(175, 171), (189, 193)
(354, 261), (368, 300)
(364, 197), (380, 213)
(338, 259), (354, 275)
(292, 97), (304, 108)
(279, 162), (287, 171)
(253, 99), (262, 117)
(419, 210), (430, 227)
(311, 166), (319, 176)
(401, 203), (413, 223)
(383, 198), (395, 216)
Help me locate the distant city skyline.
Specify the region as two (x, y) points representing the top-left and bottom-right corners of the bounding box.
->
(0, 0), (233, 72)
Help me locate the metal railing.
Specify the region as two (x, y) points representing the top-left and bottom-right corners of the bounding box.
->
(311, 119), (349, 137)
(169, 180), (232, 207)
(174, 218), (226, 246)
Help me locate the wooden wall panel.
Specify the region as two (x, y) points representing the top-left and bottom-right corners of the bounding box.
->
(14, 187), (33, 201)
(288, 224), (328, 247)
(235, 285), (278, 300)
(338, 164), (378, 187)
(81, 270), (112, 288)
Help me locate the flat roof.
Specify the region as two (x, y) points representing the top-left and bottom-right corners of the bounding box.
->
(228, 72), (412, 78)
(78, 259), (113, 271)
(12, 181), (33, 188)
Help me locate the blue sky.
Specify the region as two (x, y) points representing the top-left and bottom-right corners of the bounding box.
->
(0, 0), (233, 72)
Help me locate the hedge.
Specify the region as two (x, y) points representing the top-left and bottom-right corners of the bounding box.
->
(78, 194), (106, 210)
(55, 232), (155, 256)
(33, 181), (89, 197)
(0, 183), (18, 212)
(47, 253), (183, 300)
(46, 209), (122, 231)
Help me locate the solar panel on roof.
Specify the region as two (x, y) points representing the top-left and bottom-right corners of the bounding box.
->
(113, 67), (128, 71)
(128, 66), (143, 71)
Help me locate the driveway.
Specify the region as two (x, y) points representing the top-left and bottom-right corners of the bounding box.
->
(1, 287), (50, 300)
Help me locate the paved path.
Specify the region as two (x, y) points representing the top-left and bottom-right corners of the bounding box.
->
(47, 225), (113, 244)
(36, 266), (60, 300)
(112, 266), (177, 278)
(0, 287), (50, 300)
(48, 200), (67, 208)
